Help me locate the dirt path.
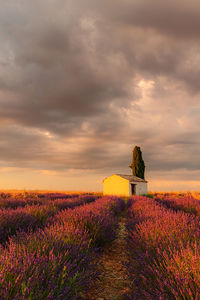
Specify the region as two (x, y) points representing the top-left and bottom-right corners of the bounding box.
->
(83, 211), (131, 300)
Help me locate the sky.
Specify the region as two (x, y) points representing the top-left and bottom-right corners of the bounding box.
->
(0, 0), (200, 192)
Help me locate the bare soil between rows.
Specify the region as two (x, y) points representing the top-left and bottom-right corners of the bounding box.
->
(83, 211), (131, 300)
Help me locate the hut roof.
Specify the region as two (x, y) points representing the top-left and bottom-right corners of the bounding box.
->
(103, 174), (148, 183)
(116, 174), (148, 183)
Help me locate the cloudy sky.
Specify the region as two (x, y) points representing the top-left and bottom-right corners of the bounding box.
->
(0, 0), (200, 191)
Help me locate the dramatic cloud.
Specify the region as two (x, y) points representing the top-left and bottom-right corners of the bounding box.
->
(0, 0), (199, 190)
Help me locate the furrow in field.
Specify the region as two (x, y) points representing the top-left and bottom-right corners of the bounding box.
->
(82, 207), (131, 300)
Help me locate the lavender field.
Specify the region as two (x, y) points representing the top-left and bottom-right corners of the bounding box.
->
(0, 192), (200, 299)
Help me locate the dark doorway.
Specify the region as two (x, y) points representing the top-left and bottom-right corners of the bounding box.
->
(131, 184), (136, 195)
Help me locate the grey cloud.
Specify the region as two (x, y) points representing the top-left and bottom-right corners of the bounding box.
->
(0, 0), (199, 183)
(101, 0), (200, 39)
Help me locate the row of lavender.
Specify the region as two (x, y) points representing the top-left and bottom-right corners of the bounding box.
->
(0, 196), (125, 299)
(126, 196), (200, 299)
(0, 194), (97, 244)
(155, 194), (200, 216)
(0, 192), (97, 209)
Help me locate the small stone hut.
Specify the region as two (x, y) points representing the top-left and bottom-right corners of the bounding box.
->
(103, 174), (148, 197)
